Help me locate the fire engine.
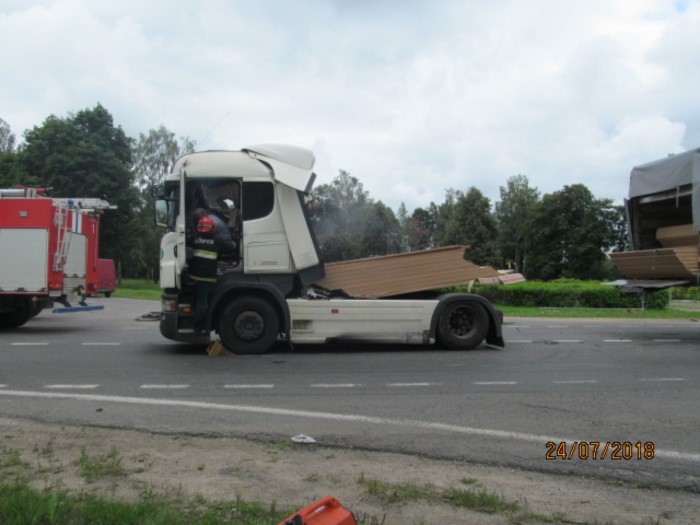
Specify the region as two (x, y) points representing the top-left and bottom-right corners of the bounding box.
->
(0, 187), (114, 329)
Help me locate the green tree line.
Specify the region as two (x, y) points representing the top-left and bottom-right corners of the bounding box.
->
(0, 106), (627, 281)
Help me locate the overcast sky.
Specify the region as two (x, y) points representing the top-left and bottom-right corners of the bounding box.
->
(2, 0), (699, 212)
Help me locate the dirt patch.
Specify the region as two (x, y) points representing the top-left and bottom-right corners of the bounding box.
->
(1, 417), (698, 525)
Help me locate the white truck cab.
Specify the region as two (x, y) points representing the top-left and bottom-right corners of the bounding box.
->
(155, 145), (504, 354)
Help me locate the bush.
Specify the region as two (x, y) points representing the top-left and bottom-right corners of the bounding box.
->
(671, 286), (700, 301)
(467, 279), (670, 309)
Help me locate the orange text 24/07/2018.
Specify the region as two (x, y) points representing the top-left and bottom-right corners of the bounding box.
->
(545, 441), (655, 460)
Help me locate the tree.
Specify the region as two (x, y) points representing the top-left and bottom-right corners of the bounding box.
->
(0, 117), (16, 153)
(311, 170), (370, 261)
(406, 207), (433, 251)
(495, 175), (540, 272)
(363, 201), (401, 256)
(524, 184), (618, 280)
(441, 187), (500, 266)
(129, 126), (196, 278)
(396, 202), (409, 251)
(20, 104), (137, 265)
(132, 125), (196, 190)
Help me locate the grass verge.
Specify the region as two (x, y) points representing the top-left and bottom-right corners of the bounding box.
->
(0, 476), (287, 525)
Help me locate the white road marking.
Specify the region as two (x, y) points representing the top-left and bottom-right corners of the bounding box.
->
(0, 384), (7, 388)
(10, 342), (49, 346)
(310, 383), (362, 388)
(387, 382), (440, 387)
(82, 342), (121, 346)
(553, 380), (598, 384)
(474, 381), (518, 385)
(552, 340), (582, 343)
(2, 389), (698, 463)
(223, 384), (275, 389)
(140, 384), (190, 389)
(45, 384), (99, 389)
(653, 339), (682, 343)
(507, 340), (533, 343)
(639, 377), (685, 382)
(603, 339), (633, 343)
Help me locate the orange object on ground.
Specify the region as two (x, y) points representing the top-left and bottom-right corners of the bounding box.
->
(277, 496), (357, 525)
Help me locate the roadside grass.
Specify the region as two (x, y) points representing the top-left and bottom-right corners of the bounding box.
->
(74, 446), (127, 483)
(112, 278), (161, 301)
(356, 474), (567, 522)
(499, 304), (700, 319)
(0, 475), (288, 525)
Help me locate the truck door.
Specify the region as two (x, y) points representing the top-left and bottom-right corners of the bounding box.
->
(175, 169), (188, 289)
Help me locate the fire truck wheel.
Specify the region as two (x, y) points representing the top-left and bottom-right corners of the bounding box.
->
(0, 299), (33, 329)
(219, 296), (279, 354)
(437, 300), (488, 350)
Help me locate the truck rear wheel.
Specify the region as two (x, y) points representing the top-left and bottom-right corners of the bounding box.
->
(0, 299), (33, 329)
(437, 301), (488, 350)
(218, 296), (279, 354)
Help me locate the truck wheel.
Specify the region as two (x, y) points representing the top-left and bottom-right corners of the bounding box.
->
(0, 299), (33, 329)
(437, 301), (488, 350)
(219, 296), (279, 354)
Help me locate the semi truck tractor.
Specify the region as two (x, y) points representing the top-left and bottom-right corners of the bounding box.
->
(154, 144), (504, 354)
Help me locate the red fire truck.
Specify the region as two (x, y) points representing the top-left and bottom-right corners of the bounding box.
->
(0, 187), (114, 329)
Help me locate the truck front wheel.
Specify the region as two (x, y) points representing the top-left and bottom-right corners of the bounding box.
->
(219, 296), (279, 354)
(437, 301), (489, 350)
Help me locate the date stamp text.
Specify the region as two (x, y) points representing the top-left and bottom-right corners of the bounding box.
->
(545, 441), (655, 460)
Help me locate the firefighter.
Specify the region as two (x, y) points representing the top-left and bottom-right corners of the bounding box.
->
(189, 215), (236, 334)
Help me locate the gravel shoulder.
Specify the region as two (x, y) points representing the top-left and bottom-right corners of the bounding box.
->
(2, 417), (699, 525)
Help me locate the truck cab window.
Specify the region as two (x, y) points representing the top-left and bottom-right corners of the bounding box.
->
(242, 181), (274, 221)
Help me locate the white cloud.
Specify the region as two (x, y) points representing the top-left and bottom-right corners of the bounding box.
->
(1, 0), (698, 212)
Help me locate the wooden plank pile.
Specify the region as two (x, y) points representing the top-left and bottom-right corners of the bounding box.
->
(610, 224), (700, 279)
(316, 245), (499, 298)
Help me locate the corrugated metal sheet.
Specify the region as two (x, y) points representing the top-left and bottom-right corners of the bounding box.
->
(315, 245), (499, 298)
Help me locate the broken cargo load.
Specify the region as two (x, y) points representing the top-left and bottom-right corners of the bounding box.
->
(315, 245), (499, 298)
(610, 147), (700, 282)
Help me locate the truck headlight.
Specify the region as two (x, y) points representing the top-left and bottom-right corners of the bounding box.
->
(162, 299), (178, 312)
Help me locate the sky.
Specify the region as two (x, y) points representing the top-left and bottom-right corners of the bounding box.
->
(2, 0), (700, 213)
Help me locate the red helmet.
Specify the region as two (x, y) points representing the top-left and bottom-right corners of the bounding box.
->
(197, 216), (215, 233)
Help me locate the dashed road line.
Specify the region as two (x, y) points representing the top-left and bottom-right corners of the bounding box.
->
(639, 377), (685, 382)
(45, 384), (100, 390)
(474, 381), (518, 385)
(553, 380), (598, 384)
(552, 340), (582, 343)
(10, 342), (49, 346)
(507, 340), (533, 343)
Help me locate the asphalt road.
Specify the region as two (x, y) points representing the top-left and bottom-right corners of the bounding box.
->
(1, 298), (699, 491)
